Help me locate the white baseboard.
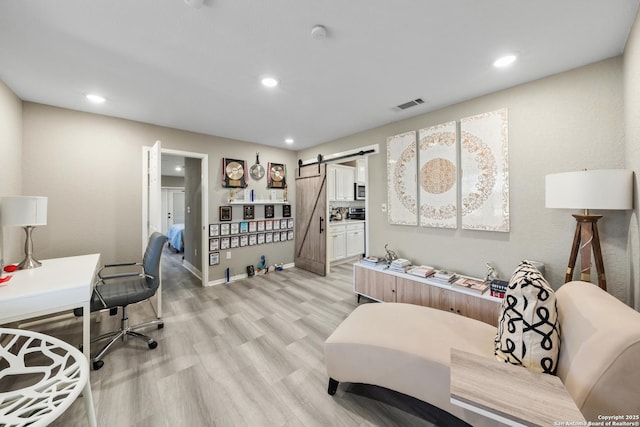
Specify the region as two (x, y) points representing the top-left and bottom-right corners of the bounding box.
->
(206, 262), (295, 286)
(182, 259), (202, 280)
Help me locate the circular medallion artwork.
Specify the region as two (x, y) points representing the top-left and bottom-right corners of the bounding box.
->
(393, 141), (418, 216)
(419, 128), (457, 224)
(421, 158), (456, 194)
(460, 130), (497, 215)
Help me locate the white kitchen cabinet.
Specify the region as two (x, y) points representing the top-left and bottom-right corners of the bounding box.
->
(346, 222), (365, 257)
(356, 159), (366, 185)
(328, 223), (346, 261)
(327, 165), (355, 201)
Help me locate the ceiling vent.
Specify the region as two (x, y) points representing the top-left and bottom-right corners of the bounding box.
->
(394, 98), (425, 111)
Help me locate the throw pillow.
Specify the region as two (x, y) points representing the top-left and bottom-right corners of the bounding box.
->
(494, 260), (561, 374)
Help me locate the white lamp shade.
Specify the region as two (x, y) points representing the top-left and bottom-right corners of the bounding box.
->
(545, 169), (633, 210)
(0, 196), (48, 226)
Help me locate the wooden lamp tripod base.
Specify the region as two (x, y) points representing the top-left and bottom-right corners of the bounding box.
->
(565, 214), (606, 291)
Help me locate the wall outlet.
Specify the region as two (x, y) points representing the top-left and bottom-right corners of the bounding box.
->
(226, 251), (231, 260)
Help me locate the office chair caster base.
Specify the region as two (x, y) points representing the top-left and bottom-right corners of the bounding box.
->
(93, 360), (104, 370)
(148, 341), (157, 350)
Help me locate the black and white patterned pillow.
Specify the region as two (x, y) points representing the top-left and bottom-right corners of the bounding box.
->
(494, 260), (561, 374)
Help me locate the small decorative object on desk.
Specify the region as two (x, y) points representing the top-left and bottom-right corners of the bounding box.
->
(452, 277), (489, 295)
(384, 244), (398, 263)
(485, 262), (499, 281)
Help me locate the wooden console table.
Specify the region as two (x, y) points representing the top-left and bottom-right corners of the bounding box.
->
(450, 349), (585, 426)
(353, 263), (502, 326)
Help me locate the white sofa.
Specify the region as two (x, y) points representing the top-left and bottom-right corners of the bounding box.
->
(324, 281), (640, 426)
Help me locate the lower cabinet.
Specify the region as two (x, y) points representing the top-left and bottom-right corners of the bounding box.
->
(329, 222), (364, 263)
(354, 264), (501, 327)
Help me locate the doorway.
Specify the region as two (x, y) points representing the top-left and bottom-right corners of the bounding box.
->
(143, 145), (209, 288)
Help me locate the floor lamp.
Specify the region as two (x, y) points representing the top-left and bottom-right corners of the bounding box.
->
(545, 170), (632, 291)
(0, 196), (48, 269)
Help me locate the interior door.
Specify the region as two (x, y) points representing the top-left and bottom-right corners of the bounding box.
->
(295, 164), (327, 276)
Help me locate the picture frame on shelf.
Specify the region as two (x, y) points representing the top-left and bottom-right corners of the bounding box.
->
(264, 204), (275, 218)
(243, 204), (255, 220)
(282, 204), (291, 217)
(209, 224), (219, 237)
(219, 205), (232, 221)
(209, 238), (219, 251)
(209, 252), (220, 266)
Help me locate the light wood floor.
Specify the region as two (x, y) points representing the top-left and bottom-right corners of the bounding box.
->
(36, 248), (467, 426)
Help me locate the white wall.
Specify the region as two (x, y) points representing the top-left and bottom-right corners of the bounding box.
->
(0, 80), (23, 265)
(624, 7), (640, 310)
(299, 57), (629, 302)
(19, 103), (297, 282)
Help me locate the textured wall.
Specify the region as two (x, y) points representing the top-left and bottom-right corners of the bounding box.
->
(624, 7), (640, 310)
(298, 58), (629, 302)
(0, 80), (23, 264)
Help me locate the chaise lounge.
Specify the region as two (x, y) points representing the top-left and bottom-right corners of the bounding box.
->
(324, 280), (640, 426)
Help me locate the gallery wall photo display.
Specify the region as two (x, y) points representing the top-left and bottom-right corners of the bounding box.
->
(282, 204), (291, 217)
(243, 205), (255, 220)
(264, 204), (275, 218)
(209, 224), (219, 237)
(209, 238), (219, 251)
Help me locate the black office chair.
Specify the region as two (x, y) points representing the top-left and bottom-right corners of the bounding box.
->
(76, 232), (166, 370)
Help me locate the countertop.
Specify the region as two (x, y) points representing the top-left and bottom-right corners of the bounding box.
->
(329, 219), (365, 224)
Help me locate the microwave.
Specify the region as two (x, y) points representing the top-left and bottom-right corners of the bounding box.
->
(354, 183), (366, 200)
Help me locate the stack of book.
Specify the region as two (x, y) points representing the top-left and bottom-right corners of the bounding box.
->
(360, 256), (385, 267)
(407, 265), (435, 278)
(388, 258), (412, 273)
(489, 279), (509, 298)
(452, 277), (489, 295)
(428, 270), (457, 285)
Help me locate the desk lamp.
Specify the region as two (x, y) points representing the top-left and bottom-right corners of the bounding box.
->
(545, 169), (632, 291)
(0, 196), (48, 269)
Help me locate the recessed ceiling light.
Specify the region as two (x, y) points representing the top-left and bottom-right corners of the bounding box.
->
(261, 77), (279, 88)
(285, 138), (294, 144)
(493, 55), (517, 68)
(86, 93), (106, 103)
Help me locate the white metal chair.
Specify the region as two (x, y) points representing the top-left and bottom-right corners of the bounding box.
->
(0, 327), (97, 427)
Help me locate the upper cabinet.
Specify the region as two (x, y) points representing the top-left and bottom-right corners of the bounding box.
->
(355, 159), (366, 185)
(328, 164), (355, 201)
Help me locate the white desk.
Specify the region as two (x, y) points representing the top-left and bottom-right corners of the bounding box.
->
(0, 254), (101, 359)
